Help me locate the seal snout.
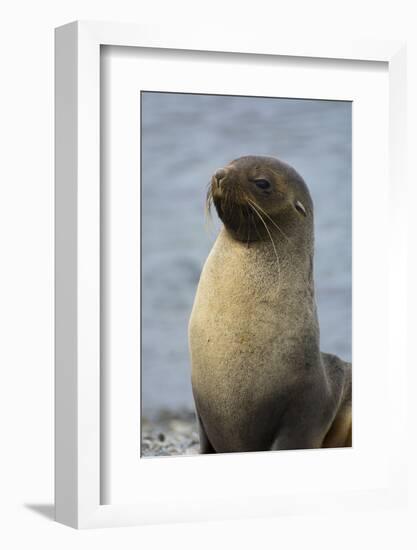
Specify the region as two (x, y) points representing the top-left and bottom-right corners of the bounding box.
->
(213, 167), (228, 188)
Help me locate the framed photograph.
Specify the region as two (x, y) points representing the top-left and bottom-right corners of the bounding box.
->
(55, 21), (407, 528)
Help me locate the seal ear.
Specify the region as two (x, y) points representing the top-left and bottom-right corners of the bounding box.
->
(294, 200), (307, 217)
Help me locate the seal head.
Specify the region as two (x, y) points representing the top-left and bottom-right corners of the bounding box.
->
(207, 155), (312, 244)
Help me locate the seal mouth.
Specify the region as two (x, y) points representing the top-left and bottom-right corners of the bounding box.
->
(206, 174), (270, 243)
(207, 174), (248, 226)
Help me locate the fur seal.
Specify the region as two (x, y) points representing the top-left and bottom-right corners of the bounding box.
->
(188, 155), (351, 453)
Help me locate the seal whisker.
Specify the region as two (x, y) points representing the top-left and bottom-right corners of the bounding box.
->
(246, 205), (252, 248)
(248, 204), (264, 243)
(204, 185), (215, 234)
(247, 202), (282, 288)
(247, 198), (290, 242)
(205, 184), (213, 218)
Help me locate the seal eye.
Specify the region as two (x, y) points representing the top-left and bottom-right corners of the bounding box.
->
(254, 179), (271, 190)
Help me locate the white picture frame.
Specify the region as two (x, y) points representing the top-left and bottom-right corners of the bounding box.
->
(55, 21), (407, 529)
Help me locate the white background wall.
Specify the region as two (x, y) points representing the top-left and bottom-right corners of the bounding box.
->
(1, 0), (416, 547)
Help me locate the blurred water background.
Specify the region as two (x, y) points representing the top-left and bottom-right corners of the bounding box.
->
(141, 92), (351, 419)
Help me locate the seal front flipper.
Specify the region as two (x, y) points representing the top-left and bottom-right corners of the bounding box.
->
(270, 388), (334, 451)
(271, 431), (323, 451)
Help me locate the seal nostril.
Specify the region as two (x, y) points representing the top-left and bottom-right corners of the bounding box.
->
(214, 168), (227, 183)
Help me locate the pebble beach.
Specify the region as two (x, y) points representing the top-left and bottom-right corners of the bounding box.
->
(141, 410), (200, 457)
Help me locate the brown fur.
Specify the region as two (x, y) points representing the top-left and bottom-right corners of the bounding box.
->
(189, 156), (352, 453)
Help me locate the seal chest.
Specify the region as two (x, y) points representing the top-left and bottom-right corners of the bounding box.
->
(189, 155), (352, 453)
